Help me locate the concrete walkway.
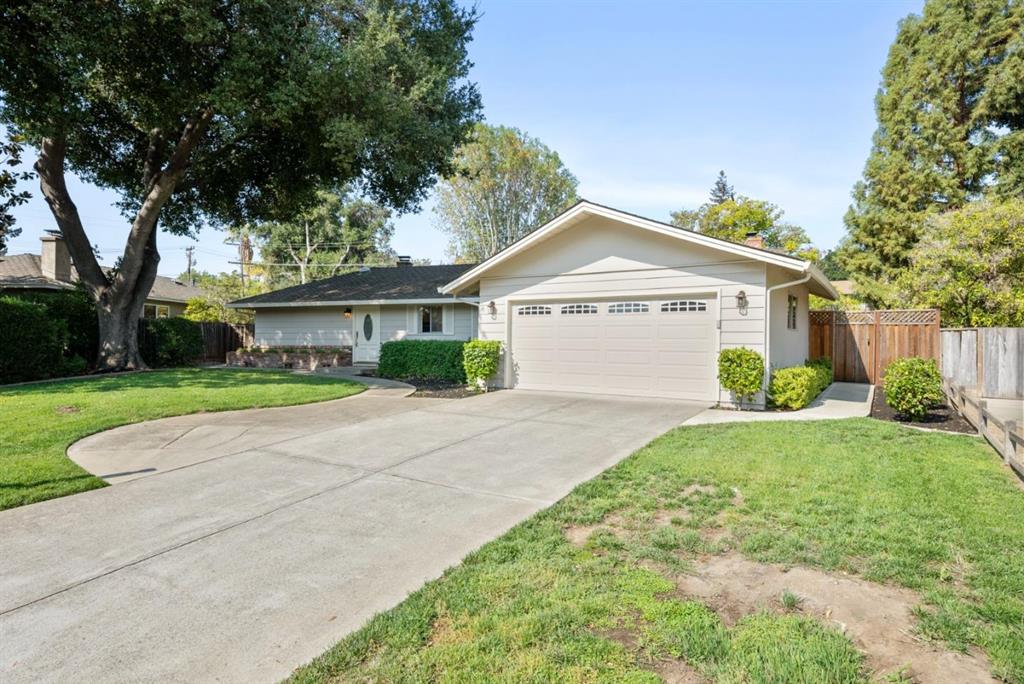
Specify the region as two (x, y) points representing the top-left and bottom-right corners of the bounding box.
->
(0, 388), (705, 684)
(683, 382), (873, 426)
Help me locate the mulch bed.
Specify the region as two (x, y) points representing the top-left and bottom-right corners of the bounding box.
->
(401, 377), (480, 399)
(870, 386), (977, 434)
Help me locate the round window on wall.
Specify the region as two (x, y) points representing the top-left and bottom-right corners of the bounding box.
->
(363, 313), (374, 341)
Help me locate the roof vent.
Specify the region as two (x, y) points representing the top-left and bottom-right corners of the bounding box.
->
(358, 266), (371, 272)
(396, 255), (413, 267)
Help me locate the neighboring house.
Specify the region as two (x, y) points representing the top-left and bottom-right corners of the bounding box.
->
(0, 231), (203, 317)
(230, 201), (837, 407)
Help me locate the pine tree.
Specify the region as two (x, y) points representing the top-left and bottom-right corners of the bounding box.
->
(709, 170), (734, 204)
(839, 0), (1024, 305)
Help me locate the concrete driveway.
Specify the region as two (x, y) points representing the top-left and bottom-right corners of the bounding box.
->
(0, 386), (705, 683)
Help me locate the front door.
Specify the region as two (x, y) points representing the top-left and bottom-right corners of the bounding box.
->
(352, 306), (381, 363)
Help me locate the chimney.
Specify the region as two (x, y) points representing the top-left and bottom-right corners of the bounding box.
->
(40, 230), (73, 282)
(744, 232), (764, 249)
(396, 255), (413, 267)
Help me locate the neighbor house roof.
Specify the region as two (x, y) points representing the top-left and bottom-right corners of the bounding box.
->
(0, 253), (205, 303)
(440, 200), (839, 300)
(227, 263), (477, 308)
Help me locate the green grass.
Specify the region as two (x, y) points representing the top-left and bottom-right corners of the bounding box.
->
(287, 419), (1024, 684)
(0, 368), (364, 510)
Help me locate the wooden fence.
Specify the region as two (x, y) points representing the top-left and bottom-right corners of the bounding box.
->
(944, 378), (1024, 477)
(196, 322), (254, 361)
(941, 328), (1024, 400)
(809, 309), (940, 384)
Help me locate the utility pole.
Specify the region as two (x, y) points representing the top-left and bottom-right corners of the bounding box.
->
(185, 245), (195, 285)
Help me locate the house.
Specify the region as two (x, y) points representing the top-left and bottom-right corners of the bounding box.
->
(0, 231), (204, 317)
(230, 201), (838, 407)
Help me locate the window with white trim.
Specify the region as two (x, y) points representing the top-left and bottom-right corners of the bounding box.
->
(560, 303), (598, 315)
(420, 305), (443, 333)
(607, 302), (649, 314)
(787, 295), (798, 330)
(517, 305), (552, 316)
(660, 300), (707, 313)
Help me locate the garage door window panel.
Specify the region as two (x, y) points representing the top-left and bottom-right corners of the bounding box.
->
(608, 302), (649, 314)
(517, 305), (552, 316)
(560, 303), (598, 315)
(661, 300), (708, 312)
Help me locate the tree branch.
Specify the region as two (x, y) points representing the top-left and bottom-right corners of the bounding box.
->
(34, 137), (108, 297)
(114, 107), (214, 299)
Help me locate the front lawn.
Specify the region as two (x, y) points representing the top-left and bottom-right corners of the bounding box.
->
(289, 419), (1024, 683)
(0, 369), (364, 510)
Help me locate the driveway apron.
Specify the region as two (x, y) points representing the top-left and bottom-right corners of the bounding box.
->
(0, 389), (705, 683)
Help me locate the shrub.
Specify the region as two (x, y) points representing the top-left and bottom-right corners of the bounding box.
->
(377, 339), (466, 382)
(718, 347), (764, 404)
(883, 357), (943, 420)
(0, 296), (66, 383)
(463, 340), (501, 390)
(769, 359), (833, 410)
(139, 317), (204, 368)
(16, 289), (98, 365)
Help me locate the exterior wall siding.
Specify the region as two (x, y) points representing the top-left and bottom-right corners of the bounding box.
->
(766, 265), (811, 371)
(254, 303), (476, 349)
(473, 215), (772, 406)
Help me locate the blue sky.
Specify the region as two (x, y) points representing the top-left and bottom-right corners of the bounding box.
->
(7, 0), (920, 278)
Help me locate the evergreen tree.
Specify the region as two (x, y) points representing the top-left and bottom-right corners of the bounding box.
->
(709, 170), (734, 204)
(840, 0), (1024, 305)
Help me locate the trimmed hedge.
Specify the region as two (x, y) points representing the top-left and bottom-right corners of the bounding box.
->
(883, 357), (943, 420)
(0, 296), (66, 384)
(463, 340), (501, 390)
(718, 347), (764, 403)
(377, 339), (467, 382)
(769, 358), (833, 410)
(139, 317), (204, 368)
(16, 289), (98, 366)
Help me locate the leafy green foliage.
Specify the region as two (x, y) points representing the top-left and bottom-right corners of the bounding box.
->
(717, 347), (764, 404)
(769, 358), (833, 410)
(181, 271), (262, 324)
(377, 340), (466, 382)
(253, 188), (396, 287)
(0, 133), (30, 255)
(839, 0), (1024, 304)
(435, 123), (579, 262)
(15, 288), (98, 365)
(0, 296), (65, 383)
(671, 195), (818, 260)
(139, 318), (204, 368)
(462, 339), (501, 389)
(0, 369), (363, 509)
(895, 200), (1024, 327)
(288, 420), (1024, 682)
(883, 358), (944, 421)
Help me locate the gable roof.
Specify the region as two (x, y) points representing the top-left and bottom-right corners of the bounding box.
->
(228, 263), (476, 308)
(0, 253), (205, 303)
(440, 200), (838, 299)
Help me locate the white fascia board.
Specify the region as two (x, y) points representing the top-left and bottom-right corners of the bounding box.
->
(227, 297), (479, 309)
(439, 201), (813, 294)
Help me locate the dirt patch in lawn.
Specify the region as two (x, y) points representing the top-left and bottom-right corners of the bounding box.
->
(673, 553), (996, 683)
(871, 386), (976, 435)
(650, 658), (709, 683)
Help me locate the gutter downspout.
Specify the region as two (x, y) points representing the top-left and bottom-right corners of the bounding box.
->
(763, 268), (813, 398)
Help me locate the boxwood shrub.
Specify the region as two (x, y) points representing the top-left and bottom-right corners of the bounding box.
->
(769, 358), (833, 410)
(377, 339), (467, 383)
(718, 347), (764, 403)
(463, 340), (501, 390)
(139, 317), (204, 368)
(883, 357), (943, 420)
(0, 296), (66, 384)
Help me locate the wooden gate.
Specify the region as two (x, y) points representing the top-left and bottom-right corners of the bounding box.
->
(809, 309), (940, 384)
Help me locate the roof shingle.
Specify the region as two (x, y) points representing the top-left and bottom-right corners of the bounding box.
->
(230, 264), (476, 306)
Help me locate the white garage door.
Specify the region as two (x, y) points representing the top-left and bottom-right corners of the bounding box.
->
(510, 296), (717, 400)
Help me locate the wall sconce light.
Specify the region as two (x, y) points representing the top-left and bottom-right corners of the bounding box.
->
(486, 300), (497, 316)
(736, 290), (748, 311)
(343, 307), (352, 319)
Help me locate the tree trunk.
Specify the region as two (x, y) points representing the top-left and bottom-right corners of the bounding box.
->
(33, 110), (212, 372)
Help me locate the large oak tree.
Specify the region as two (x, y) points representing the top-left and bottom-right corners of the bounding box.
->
(0, 0), (480, 370)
